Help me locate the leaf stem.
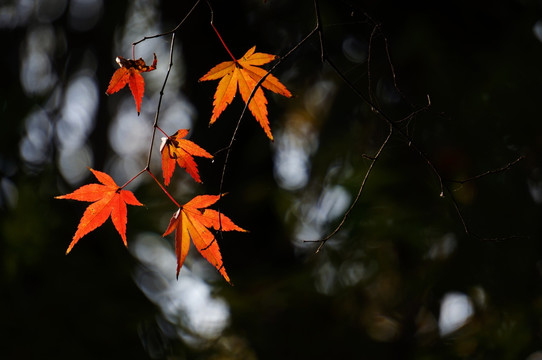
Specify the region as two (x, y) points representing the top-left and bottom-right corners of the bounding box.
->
(305, 124), (393, 253)
(146, 169), (181, 208)
(210, 21), (237, 62)
(156, 125), (169, 138)
(120, 168), (147, 189)
(206, 1), (236, 62)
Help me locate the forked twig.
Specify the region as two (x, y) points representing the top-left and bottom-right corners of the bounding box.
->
(309, 0), (523, 249)
(132, 0), (202, 46)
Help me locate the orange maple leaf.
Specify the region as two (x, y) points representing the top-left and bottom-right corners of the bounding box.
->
(55, 168), (143, 254)
(160, 129), (213, 185)
(162, 194), (246, 283)
(106, 53), (157, 115)
(199, 46), (292, 141)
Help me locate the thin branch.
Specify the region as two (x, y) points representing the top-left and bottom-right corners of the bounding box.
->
(315, 0), (325, 63)
(448, 155), (525, 184)
(367, 24), (378, 104)
(396, 94), (431, 124)
(442, 180), (526, 242)
(132, 0), (202, 46)
(305, 123), (393, 253)
(378, 23), (429, 128)
(381, 25), (409, 105)
(442, 154), (527, 241)
(145, 33), (177, 171)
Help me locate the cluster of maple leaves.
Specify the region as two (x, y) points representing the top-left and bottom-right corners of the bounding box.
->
(56, 45), (291, 283)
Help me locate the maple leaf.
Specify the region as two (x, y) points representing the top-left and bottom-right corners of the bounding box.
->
(199, 46), (292, 141)
(162, 194), (246, 283)
(55, 168), (143, 254)
(106, 53), (157, 115)
(160, 129), (213, 185)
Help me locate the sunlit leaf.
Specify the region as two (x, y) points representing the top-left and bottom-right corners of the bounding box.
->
(199, 46), (292, 141)
(163, 194), (246, 283)
(160, 129), (213, 185)
(106, 53), (157, 115)
(55, 168), (143, 254)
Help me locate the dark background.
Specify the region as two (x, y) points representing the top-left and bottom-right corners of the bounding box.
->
(2, 0), (542, 359)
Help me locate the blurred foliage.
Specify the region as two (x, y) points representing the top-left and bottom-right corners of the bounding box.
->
(1, 0), (542, 359)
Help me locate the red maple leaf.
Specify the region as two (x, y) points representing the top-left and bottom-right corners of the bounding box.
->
(55, 168), (143, 254)
(160, 129), (213, 185)
(162, 194), (246, 283)
(199, 46), (292, 141)
(106, 53), (157, 115)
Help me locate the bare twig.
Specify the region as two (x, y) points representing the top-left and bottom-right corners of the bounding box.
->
(132, 0), (202, 46)
(144, 32), (176, 171)
(308, 0), (523, 249)
(312, 1), (445, 198)
(396, 94), (431, 124)
(448, 155), (525, 184)
(367, 24), (378, 105)
(305, 124), (393, 253)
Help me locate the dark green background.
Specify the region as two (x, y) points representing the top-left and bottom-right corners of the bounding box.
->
(2, 0), (541, 358)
